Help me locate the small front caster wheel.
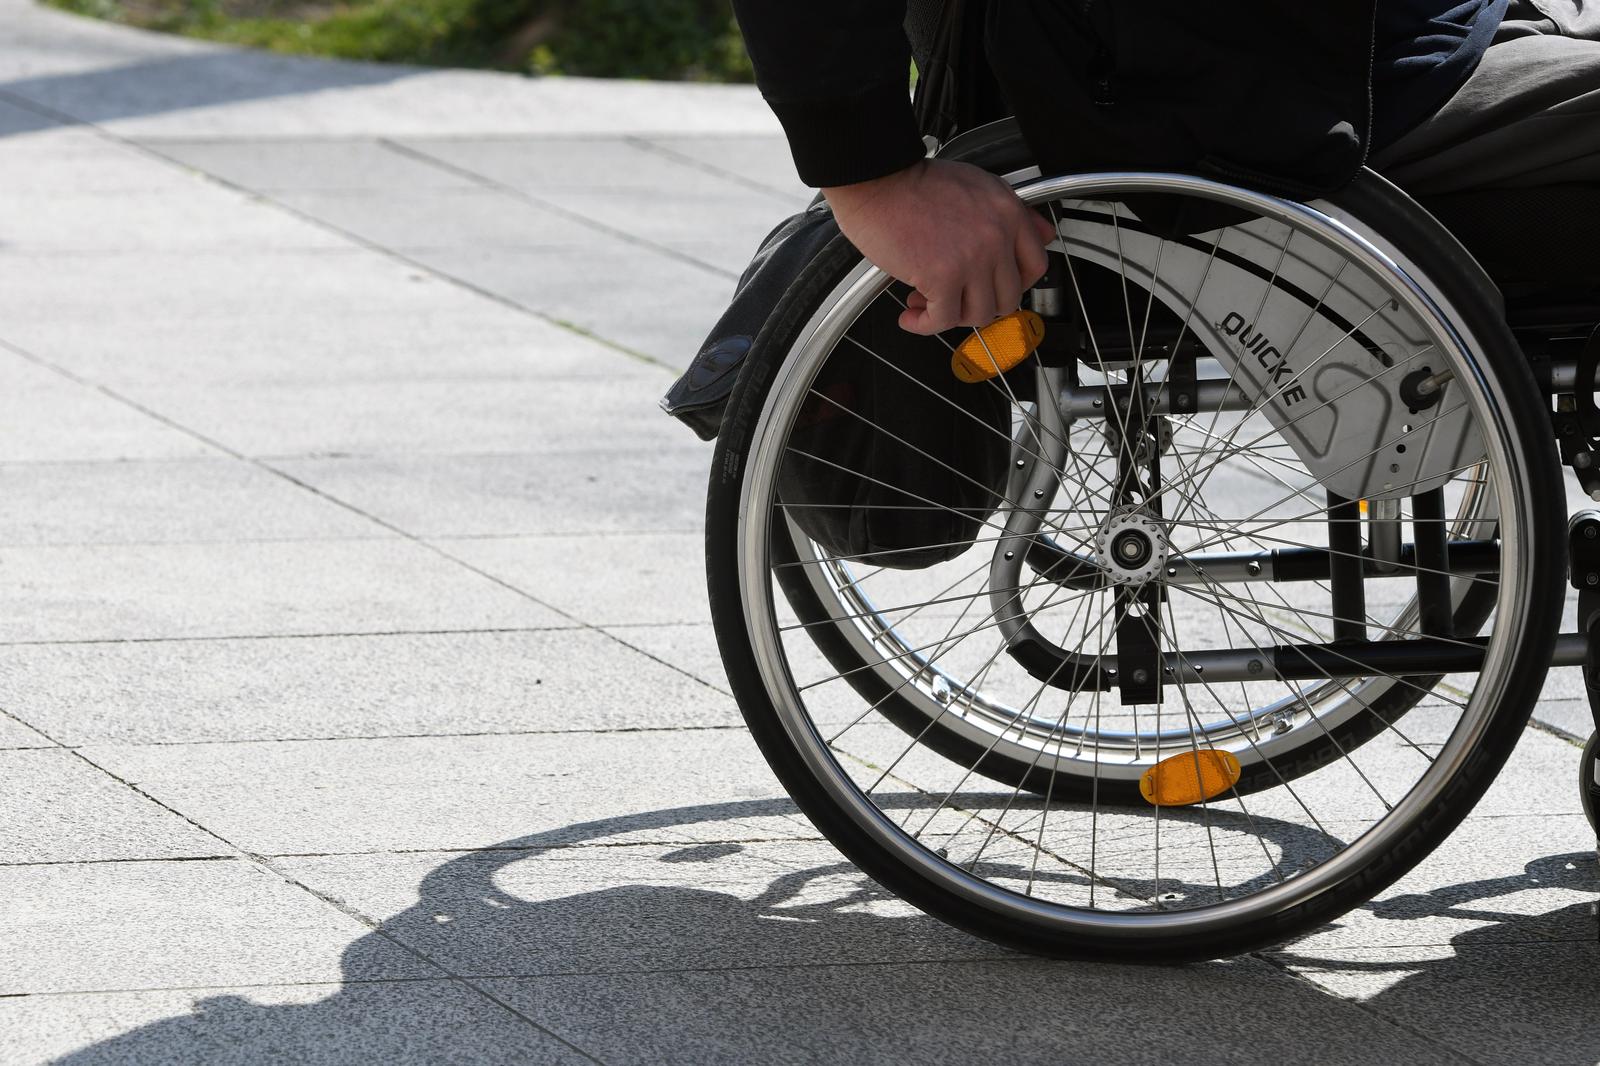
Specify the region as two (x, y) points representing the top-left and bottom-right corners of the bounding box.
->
(1583, 732), (1599, 835)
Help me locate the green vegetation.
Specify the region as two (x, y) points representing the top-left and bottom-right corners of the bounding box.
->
(43, 0), (754, 81)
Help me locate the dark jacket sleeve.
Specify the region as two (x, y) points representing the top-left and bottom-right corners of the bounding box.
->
(731, 0), (927, 188)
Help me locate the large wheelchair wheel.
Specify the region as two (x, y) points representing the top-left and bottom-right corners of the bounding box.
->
(707, 146), (1564, 958)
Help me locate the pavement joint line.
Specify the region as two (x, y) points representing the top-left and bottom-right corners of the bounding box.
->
(0, 531), (701, 550)
(0, 535), (408, 550)
(0, 855), (238, 868)
(0, 976), (466, 1000)
(623, 133), (815, 205)
(1526, 711), (1592, 747)
(57, 722), (749, 750)
(0, 624), (589, 647)
(4, 245), (369, 259)
(1250, 949), (1488, 1065)
(0, 953), (1059, 1002)
(0, 836), (827, 869)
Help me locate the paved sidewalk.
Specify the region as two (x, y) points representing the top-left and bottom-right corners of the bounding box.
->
(0, 3), (1595, 1063)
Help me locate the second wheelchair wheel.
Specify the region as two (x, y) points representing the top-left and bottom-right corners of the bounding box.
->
(707, 160), (1564, 959)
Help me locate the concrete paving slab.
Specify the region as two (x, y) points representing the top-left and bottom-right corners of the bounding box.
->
(0, 857), (432, 994)
(0, 351), (215, 462)
(1283, 815), (1599, 952)
(1473, 727), (1592, 818)
(0, 980), (588, 1066)
(410, 244), (730, 369)
(387, 135), (784, 198)
(1533, 697), (1597, 742)
(278, 840), (1011, 978)
(100, 68), (781, 140)
(1275, 941), (1600, 1066)
(0, 629), (738, 745)
(0, 748), (224, 863)
(0, 303), (663, 388)
(0, 248), (449, 325)
(640, 133), (814, 201)
(442, 531), (708, 626)
(0, 538), (565, 642)
(0, 712), (54, 749)
(271, 187), (602, 251)
(0, 459), (377, 545)
(530, 187), (794, 254)
(485, 957), (1462, 1066)
(0, 96), (63, 138)
(0, 125), (198, 194)
(276, 449), (708, 537)
(602, 623), (730, 695)
(79, 730), (789, 855)
(148, 136), (481, 192)
(122, 373), (680, 458)
(1, 187), (344, 253)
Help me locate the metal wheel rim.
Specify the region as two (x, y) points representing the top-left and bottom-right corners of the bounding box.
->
(738, 172), (1536, 934)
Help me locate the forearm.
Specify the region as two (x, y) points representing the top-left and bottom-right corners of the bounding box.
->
(731, 0), (926, 187)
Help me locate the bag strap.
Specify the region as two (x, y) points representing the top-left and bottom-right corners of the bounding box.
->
(911, 0), (1005, 144)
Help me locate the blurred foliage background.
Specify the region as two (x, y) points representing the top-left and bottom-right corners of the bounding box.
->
(44, 0), (755, 81)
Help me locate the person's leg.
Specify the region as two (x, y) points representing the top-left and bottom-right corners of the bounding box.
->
(1374, 0), (1600, 194)
(1371, 0), (1600, 285)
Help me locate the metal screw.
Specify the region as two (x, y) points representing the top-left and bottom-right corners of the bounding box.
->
(1245, 560), (1263, 577)
(1132, 669), (1150, 684)
(1578, 452), (1594, 470)
(1588, 573), (1598, 587)
(1247, 659), (1264, 675)
(1586, 525), (1598, 540)
(1034, 489), (1045, 498)
(1176, 394), (1191, 409)
(1016, 459), (1027, 468)
(1166, 566), (1177, 577)
(1004, 551), (1015, 560)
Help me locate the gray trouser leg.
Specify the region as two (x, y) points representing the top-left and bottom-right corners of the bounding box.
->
(1374, 0), (1600, 194)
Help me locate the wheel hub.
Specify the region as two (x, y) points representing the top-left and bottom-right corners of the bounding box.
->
(1096, 507), (1169, 586)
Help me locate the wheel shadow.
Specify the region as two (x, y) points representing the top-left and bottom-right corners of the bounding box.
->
(45, 798), (1600, 1065)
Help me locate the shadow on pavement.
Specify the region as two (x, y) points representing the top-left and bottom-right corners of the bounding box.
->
(47, 798), (1600, 1064)
(0, 51), (418, 136)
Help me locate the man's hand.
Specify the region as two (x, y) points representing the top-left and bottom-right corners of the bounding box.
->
(823, 158), (1056, 336)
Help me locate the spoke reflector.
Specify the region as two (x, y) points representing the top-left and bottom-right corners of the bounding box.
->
(951, 311), (1045, 383)
(1139, 750), (1242, 807)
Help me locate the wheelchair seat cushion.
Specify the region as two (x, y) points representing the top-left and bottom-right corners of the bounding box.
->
(1414, 182), (1600, 288)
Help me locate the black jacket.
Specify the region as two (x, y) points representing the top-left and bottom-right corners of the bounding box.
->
(730, 0), (926, 188)
(732, 2), (1501, 198)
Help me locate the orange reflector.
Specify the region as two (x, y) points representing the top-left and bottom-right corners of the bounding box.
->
(1359, 498), (1370, 515)
(1139, 749), (1242, 807)
(951, 310), (1046, 383)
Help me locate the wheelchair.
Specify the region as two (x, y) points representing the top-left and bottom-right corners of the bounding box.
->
(704, 118), (1600, 961)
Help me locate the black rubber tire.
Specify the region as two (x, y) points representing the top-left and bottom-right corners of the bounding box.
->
(706, 150), (1565, 960)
